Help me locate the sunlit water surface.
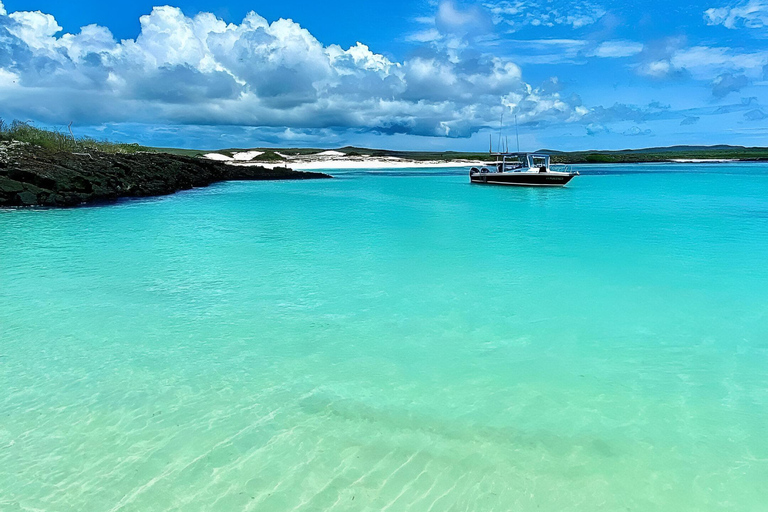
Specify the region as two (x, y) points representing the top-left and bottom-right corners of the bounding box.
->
(1, 163), (767, 511)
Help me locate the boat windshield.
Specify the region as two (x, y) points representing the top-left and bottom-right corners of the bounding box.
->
(528, 155), (549, 169)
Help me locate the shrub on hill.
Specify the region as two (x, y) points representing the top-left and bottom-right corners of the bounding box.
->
(0, 119), (144, 154)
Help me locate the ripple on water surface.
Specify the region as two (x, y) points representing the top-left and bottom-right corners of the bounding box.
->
(1, 165), (768, 511)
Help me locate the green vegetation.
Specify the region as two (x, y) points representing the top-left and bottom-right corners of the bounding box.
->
(546, 146), (768, 164)
(249, 150), (288, 162)
(4, 118), (768, 163)
(198, 145), (768, 163)
(146, 146), (207, 157)
(0, 120), (145, 154)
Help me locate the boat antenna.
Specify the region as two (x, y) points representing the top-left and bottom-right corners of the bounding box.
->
(489, 133), (492, 154)
(515, 114), (520, 153)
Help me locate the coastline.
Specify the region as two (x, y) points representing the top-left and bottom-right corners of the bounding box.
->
(229, 159), (486, 170)
(0, 142), (331, 208)
(218, 156), (759, 170)
(202, 148), (768, 170)
(5, 141), (764, 209)
(202, 149), (485, 170)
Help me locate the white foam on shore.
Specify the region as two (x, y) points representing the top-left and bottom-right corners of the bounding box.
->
(670, 158), (737, 163)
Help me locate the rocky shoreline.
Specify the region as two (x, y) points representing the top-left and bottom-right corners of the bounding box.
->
(0, 141), (331, 207)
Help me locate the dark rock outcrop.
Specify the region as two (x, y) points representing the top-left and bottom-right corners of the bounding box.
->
(0, 141), (331, 207)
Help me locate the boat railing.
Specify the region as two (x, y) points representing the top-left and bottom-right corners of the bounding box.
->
(551, 164), (577, 175)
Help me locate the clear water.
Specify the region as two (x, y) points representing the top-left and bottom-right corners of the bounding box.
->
(1, 164), (767, 511)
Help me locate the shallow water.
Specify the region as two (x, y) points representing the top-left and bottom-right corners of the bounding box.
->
(1, 163), (767, 511)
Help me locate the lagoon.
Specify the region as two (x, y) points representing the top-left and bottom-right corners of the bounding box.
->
(1, 163), (767, 511)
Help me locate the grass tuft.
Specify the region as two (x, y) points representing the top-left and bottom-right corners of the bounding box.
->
(0, 119), (146, 154)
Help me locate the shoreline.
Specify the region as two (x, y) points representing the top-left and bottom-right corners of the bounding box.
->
(0, 142), (331, 208)
(205, 151), (768, 170)
(222, 158), (764, 170)
(228, 159), (486, 171)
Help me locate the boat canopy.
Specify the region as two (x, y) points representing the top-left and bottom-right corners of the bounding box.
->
(490, 153), (550, 169)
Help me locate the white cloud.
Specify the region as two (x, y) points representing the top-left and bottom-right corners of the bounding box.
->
(411, 0), (606, 47)
(409, 1), (493, 47)
(503, 39), (588, 64)
(0, 1), (5, 16)
(622, 126), (652, 136)
(638, 60), (673, 78)
(590, 40), (644, 58)
(586, 123), (609, 135)
(406, 28), (442, 43)
(637, 44), (768, 80)
(0, 68), (18, 87)
(7, 10), (62, 50)
(0, 4), (590, 138)
(437, 0), (490, 32)
(705, 0), (768, 29)
(711, 72), (749, 97)
(485, 0), (606, 32)
(671, 46), (768, 78)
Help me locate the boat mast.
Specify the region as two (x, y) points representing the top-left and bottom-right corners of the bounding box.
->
(498, 112), (504, 154)
(515, 114), (520, 153)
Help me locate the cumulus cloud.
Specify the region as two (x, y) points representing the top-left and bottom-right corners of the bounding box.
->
(711, 72), (749, 97)
(622, 126), (652, 136)
(586, 123), (609, 135)
(635, 37), (689, 79)
(705, 0), (768, 29)
(0, 4), (593, 138)
(436, 0), (493, 35)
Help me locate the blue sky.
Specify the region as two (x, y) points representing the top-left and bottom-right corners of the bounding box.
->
(1, 0), (767, 150)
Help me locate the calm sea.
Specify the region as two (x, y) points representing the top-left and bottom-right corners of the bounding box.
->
(1, 163), (767, 511)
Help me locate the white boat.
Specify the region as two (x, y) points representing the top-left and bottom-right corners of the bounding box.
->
(470, 153), (578, 187)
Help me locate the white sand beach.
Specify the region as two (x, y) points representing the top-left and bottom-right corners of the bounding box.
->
(205, 151), (486, 170)
(232, 151), (265, 161)
(261, 159), (484, 170)
(204, 153), (233, 161)
(670, 158), (738, 163)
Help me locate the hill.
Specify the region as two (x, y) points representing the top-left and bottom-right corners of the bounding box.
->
(186, 144), (768, 164)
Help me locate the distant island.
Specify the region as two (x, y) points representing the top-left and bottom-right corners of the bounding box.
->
(2, 119), (766, 207)
(187, 144), (768, 168)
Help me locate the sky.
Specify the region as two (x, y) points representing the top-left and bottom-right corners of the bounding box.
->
(0, 0), (767, 150)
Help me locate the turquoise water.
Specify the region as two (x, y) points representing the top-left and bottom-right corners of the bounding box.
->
(1, 163), (767, 511)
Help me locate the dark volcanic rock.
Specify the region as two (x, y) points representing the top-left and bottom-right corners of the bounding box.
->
(0, 141), (331, 207)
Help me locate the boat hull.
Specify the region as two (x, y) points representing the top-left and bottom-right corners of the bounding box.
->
(470, 172), (576, 187)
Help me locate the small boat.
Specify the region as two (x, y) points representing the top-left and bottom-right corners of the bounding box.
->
(470, 153), (578, 187)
